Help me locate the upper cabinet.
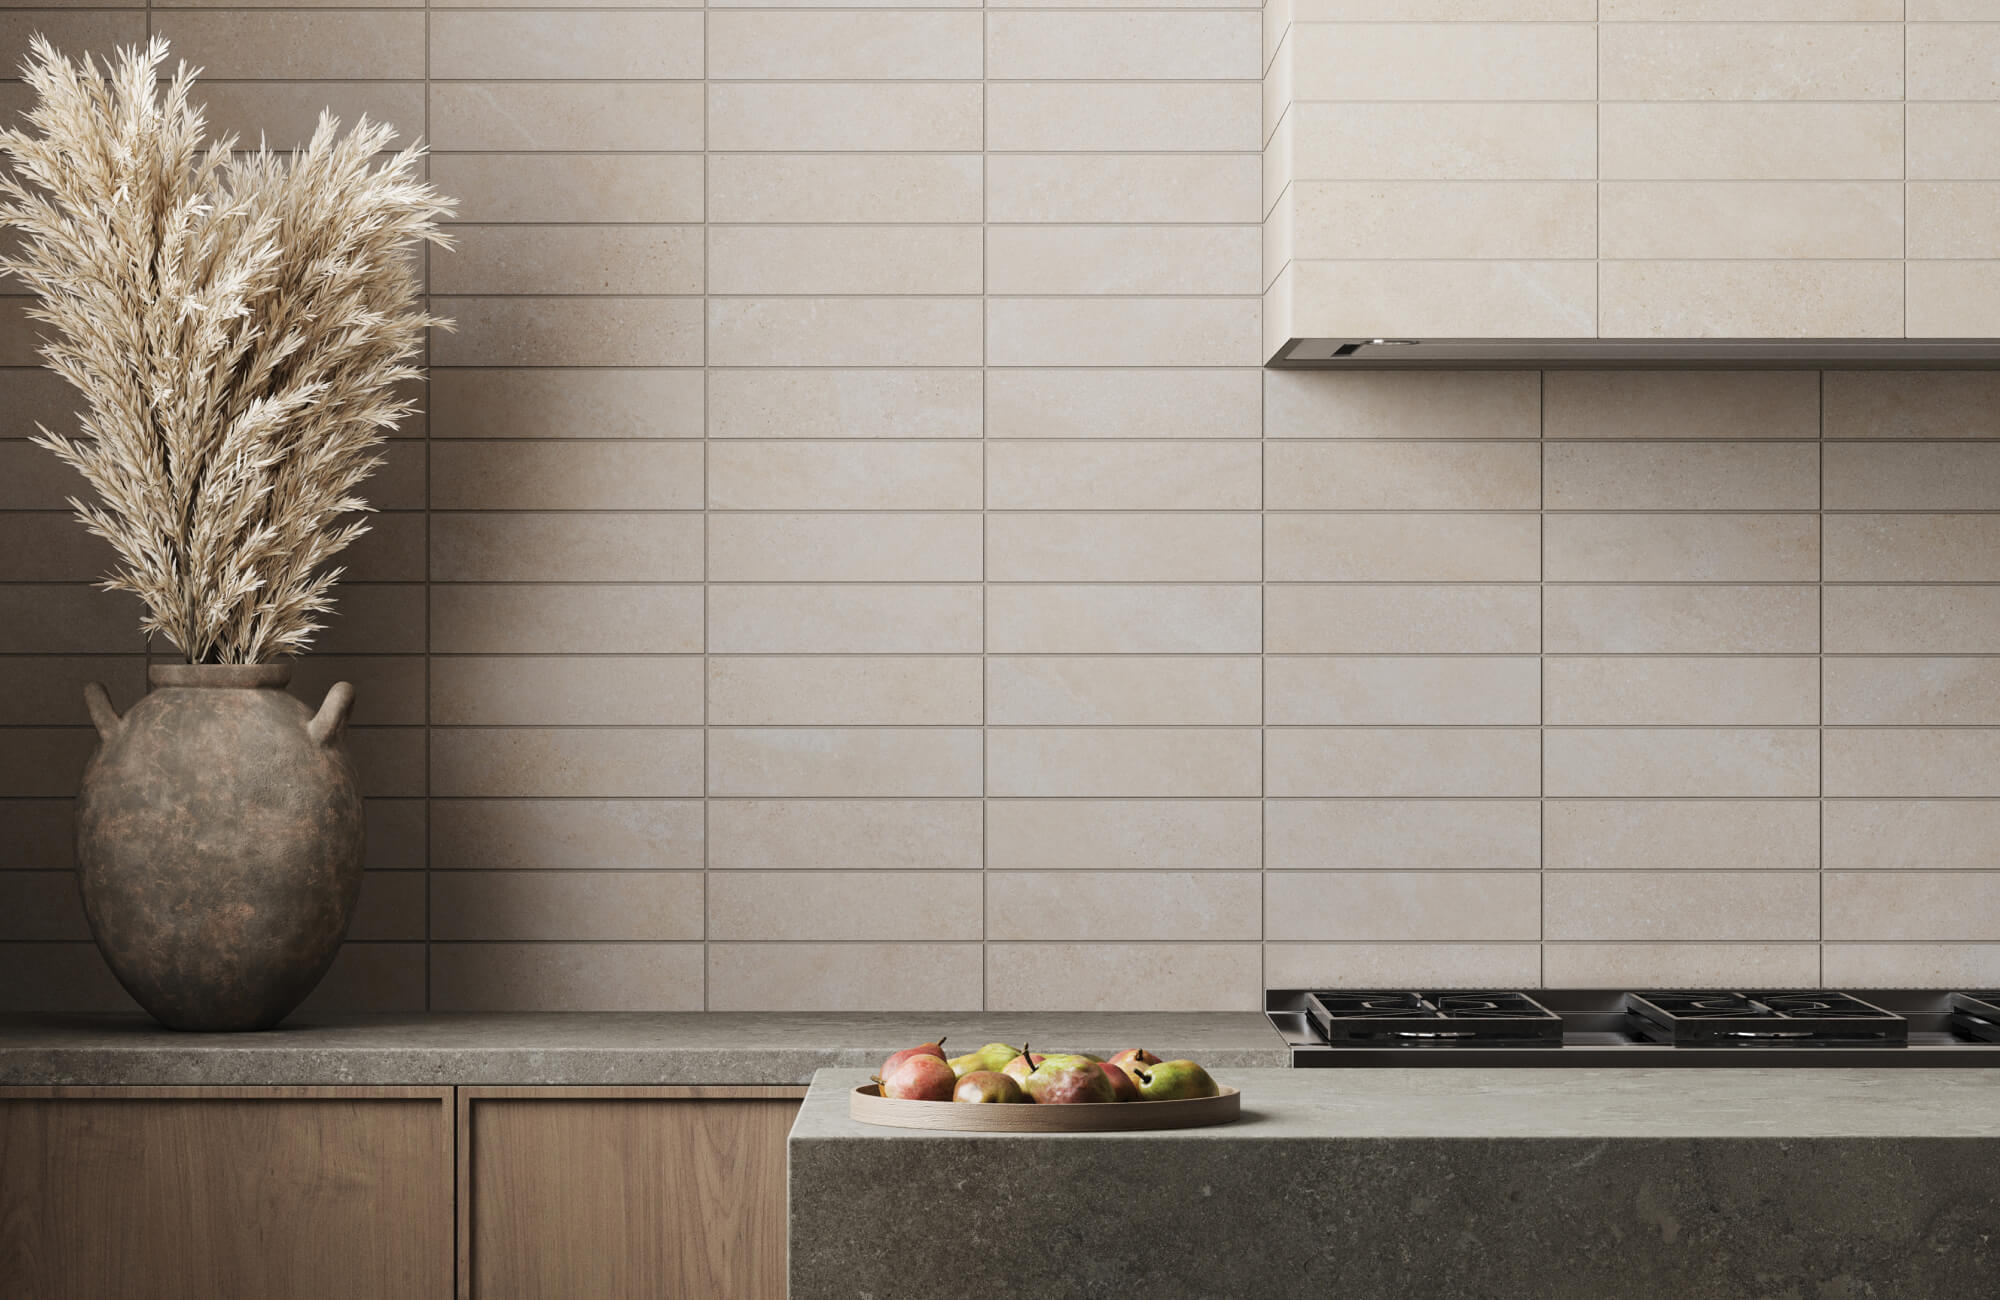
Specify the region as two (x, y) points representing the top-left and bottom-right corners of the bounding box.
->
(1263, 3), (2000, 361)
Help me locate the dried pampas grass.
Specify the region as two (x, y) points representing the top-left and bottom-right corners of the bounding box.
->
(0, 36), (452, 664)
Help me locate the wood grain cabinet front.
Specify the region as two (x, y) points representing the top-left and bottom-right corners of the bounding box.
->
(457, 1085), (806, 1300)
(0, 1086), (455, 1300)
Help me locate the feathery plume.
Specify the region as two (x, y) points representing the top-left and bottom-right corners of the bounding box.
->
(0, 36), (451, 663)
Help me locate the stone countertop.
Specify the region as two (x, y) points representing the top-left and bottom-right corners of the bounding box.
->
(795, 1065), (2000, 1139)
(791, 1067), (2000, 1297)
(0, 1011), (1289, 1086)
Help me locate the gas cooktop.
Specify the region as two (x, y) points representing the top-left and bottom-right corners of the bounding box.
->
(1269, 989), (2000, 1067)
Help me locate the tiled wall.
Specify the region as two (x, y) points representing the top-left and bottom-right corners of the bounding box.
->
(3, 4), (2000, 1014)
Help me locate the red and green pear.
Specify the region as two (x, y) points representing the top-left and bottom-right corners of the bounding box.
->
(1096, 1061), (1140, 1102)
(1107, 1048), (1161, 1082)
(1023, 1054), (1116, 1104)
(952, 1070), (1026, 1104)
(879, 1039), (948, 1078)
(876, 1053), (956, 1101)
(948, 1042), (1023, 1079)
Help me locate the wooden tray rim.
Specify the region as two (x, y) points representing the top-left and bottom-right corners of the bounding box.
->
(849, 1083), (1241, 1132)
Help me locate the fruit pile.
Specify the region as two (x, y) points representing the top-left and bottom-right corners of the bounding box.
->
(874, 1039), (1220, 1104)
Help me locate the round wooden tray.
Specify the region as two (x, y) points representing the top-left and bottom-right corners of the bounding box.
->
(850, 1083), (1241, 1132)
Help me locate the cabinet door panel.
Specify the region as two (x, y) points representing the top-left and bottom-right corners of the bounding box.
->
(462, 1086), (804, 1300)
(0, 1086), (453, 1300)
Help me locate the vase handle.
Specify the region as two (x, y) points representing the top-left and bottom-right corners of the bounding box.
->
(309, 682), (356, 746)
(83, 683), (121, 740)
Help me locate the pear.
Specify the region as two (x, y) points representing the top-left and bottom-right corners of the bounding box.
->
(1107, 1048), (1161, 1083)
(1096, 1061), (1140, 1102)
(1130, 1059), (1219, 1102)
(1023, 1054), (1116, 1105)
(1001, 1044), (1046, 1085)
(876, 1053), (956, 1101)
(879, 1038), (948, 1079)
(948, 1042), (1023, 1079)
(952, 1070), (1026, 1104)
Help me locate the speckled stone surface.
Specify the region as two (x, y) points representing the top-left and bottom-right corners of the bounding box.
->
(0, 1011), (1288, 1085)
(791, 1067), (2000, 1300)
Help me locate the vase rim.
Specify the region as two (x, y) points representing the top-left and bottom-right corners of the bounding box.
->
(149, 663), (293, 689)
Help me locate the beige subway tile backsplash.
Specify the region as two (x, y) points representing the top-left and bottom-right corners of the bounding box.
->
(15, 6), (2000, 1014)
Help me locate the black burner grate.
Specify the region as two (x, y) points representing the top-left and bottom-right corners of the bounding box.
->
(1305, 990), (1562, 1047)
(1949, 991), (2000, 1043)
(1626, 991), (1907, 1047)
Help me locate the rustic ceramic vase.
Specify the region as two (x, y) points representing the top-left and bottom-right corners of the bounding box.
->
(75, 664), (363, 1031)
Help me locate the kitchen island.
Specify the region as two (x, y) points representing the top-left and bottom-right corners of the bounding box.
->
(790, 1066), (2000, 1299)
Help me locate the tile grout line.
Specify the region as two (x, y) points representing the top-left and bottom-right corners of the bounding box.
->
(701, 0), (711, 1013)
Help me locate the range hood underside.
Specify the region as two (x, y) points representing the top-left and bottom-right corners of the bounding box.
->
(1270, 338), (2000, 369)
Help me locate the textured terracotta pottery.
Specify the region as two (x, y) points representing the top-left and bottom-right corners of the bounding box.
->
(75, 663), (363, 1031)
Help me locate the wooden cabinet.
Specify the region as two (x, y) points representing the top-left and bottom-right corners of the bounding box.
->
(0, 1082), (803, 1298)
(457, 1086), (806, 1300)
(0, 1086), (454, 1300)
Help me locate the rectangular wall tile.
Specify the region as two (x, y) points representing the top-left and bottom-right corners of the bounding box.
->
(987, 514), (1261, 582)
(987, 83), (1260, 152)
(707, 728), (983, 797)
(429, 11), (702, 79)
(987, 585), (1262, 654)
(988, 872), (1260, 942)
(431, 586), (703, 655)
(1546, 444), (1818, 511)
(432, 944), (703, 1012)
(709, 514), (981, 582)
(707, 11), (982, 79)
(1265, 370), (1541, 440)
(1266, 728), (1540, 798)
(433, 729), (702, 798)
(707, 800), (983, 872)
(708, 155), (983, 224)
(1545, 585), (1818, 654)
(986, 800), (1261, 872)
(985, 943), (1260, 1013)
(709, 298), (982, 368)
(432, 514), (701, 582)
(1545, 514), (1818, 582)
(1267, 800), (1540, 872)
(987, 729), (1262, 798)
(708, 228), (981, 296)
(1542, 943), (1819, 989)
(1266, 872), (1540, 942)
(709, 872), (982, 942)
(1266, 585), (1540, 654)
(987, 371), (1261, 440)
(708, 370), (982, 440)
(430, 370), (703, 441)
(1268, 513), (1540, 582)
(1289, 101), (1597, 180)
(1826, 730), (2000, 797)
(707, 442), (982, 510)
(709, 944), (983, 1013)
(1545, 872), (1819, 942)
(1264, 943), (1542, 990)
(431, 800), (702, 872)
(1545, 657), (1818, 726)
(1545, 729), (1819, 798)
(987, 442), (1260, 510)
(1545, 800), (1820, 873)
(1267, 657), (1540, 726)
(1825, 873), (2000, 942)
(1823, 801), (2000, 871)
(709, 657), (982, 726)
(1544, 371), (1820, 440)
(1266, 442), (1540, 511)
(432, 657), (702, 726)
(707, 585), (984, 654)
(987, 156), (1262, 224)
(987, 656), (1260, 725)
(433, 872), (703, 942)
(709, 84), (982, 151)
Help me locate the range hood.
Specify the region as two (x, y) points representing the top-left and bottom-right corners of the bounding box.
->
(1262, 11), (2000, 370)
(1270, 339), (2000, 370)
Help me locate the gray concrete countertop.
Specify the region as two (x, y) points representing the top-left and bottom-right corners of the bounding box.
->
(795, 1064), (2000, 1139)
(791, 1067), (2000, 1298)
(0, 1011), (1288, 1085)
